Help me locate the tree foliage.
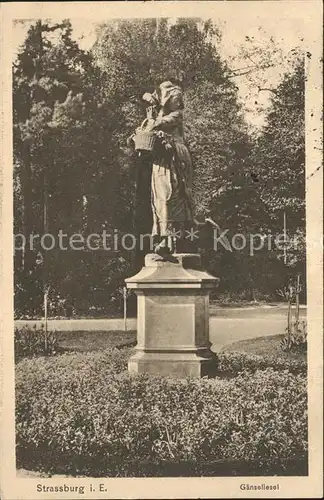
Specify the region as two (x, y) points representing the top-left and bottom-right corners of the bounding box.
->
(252, 59), (305, 231)
(13, 18), (306, 317)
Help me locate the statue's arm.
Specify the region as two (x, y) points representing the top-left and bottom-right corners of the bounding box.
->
(152, 109), (183, 131)
(152, 93), (183, 131)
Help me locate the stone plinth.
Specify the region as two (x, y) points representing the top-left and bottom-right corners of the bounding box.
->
(125, 253), (219, 378)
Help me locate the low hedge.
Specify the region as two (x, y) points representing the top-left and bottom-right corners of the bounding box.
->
(16, 348), (307, 477)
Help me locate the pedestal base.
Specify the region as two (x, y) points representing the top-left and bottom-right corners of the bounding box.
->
(126, 253), (219, 378)
(128, 350), (218, 378)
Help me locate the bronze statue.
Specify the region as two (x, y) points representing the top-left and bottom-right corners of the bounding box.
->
(128, 80), (194, 256)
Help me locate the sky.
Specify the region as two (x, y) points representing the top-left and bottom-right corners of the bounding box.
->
(12, 14), (306, 128)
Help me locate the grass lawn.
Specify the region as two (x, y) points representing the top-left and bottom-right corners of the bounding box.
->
(55, 330), (306, 364)
(56, 330), (136, 352)
(222, 334), (307, 362)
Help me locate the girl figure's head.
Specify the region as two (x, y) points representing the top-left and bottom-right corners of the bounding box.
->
(156, 80), (184, 110)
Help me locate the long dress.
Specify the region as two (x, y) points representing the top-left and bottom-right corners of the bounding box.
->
(150, 91), (194, 242)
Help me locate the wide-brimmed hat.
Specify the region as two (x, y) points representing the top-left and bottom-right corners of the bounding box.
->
(158, 81), (183, 107)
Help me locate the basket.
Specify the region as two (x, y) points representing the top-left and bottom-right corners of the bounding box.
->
(133, 119), (157, 152)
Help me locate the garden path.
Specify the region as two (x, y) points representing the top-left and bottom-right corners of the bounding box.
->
(15, 306), (306, 351)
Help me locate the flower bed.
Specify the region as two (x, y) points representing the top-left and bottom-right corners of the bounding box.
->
(16, 348), (307, 477)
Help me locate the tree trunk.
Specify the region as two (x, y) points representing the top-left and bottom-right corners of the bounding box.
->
(43, 169), (49, 334)
(21, 142), (35, 272)
(295, 274), (300, 325)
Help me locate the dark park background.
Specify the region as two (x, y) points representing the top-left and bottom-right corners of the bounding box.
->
(13, 18), (306, 318)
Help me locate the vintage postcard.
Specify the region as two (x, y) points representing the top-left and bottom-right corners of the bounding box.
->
(0, 1), (323, 498)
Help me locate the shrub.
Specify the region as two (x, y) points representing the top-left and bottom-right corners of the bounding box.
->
(14, 324), (59, 361)
(16, 348), (307, 477)
(281, 320), (307, 354)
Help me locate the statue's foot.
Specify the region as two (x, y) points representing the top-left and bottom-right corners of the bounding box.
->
(154, 242), (172, 257)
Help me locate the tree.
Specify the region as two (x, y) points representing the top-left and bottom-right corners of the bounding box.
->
(14, 19), (99, 316)
(14, 17), (306, 316)
(224, 26), (304, 128)
(195, 56), (306, 301)
(252, 59), (305, 232)
(13, 17), (259, 315)
(236, 59), (306, 300)
(14, 20), (92, 259)
(14, 19), (139, 317)
(92, 18), (251, 220)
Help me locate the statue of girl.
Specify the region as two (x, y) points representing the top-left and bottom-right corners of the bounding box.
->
(140, 80), (195, 256)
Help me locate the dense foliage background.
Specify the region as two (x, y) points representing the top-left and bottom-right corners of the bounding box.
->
(13, 18), (306, 318)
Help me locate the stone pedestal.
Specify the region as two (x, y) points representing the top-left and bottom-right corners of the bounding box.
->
(125, 253), (219, 378)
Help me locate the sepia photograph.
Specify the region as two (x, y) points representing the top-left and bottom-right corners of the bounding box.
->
(0, 1), (323, 499)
